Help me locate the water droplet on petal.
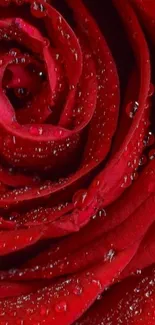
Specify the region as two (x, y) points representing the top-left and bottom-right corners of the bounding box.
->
(126, 101), (139, 118)
(91, 278), (102, 289)
(9, 48), (21, 57)
(98, 209), (106, 217)
(131, 171), (139, 181)
(29, 126), (43, 136)
(38, 71), (44, 79)
(139, 154), (147, 166)
(143, 132), (154, 147)
(73, 189), (88, 208)
(93, 179), (100, 187)
(55, 301), (67, 313)
(14, 87), (29, 99)
(104, 249), (116, 262)
(31, 1), (47, 18)
(73, 285), (83, 296)
(43, 38), (50, 47)
(121, 175), (132, 188)
(40, 306), (49, 316)
(149, 148), (155, 160)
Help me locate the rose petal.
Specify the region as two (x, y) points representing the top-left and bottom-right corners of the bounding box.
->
(0, 243), (138, 324)
(87, 0), (150, 207)
(74, 264), (155, 325)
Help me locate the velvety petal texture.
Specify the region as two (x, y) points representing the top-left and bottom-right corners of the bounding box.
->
(0, 0), (154, 324)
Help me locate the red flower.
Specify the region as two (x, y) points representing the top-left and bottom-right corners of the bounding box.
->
(0, 0), (154, 324)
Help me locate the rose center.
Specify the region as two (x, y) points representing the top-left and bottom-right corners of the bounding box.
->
(2, 59), (46, 112)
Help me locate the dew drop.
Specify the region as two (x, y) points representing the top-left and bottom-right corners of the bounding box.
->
(12, 136), (16, 144)
(38, 71), (44, 79)
(55, 301), (67, 313)
(40, 306), (49, 316)
(143, 132), (154, 147)
(31, 1), (47, 18)
(14, 87), (29, 99)
(59, 129), (64, 137)
(98, 209), (106, 217)
(136, 269), (142, 275)
(139, 154), (147, 166)
(73, 189), (88, 208)
(126, 101), (139, 118)
(145, 291), (151, 298)
(92, 278), (102, 289)
(121, 175), (132, 188)
(93, 179), (100, 187)
(29, 126), (43, 136)
(131, 171), (139, 181)
(43, 38), (50, 47)
(73, 285), (83, 296)
(104, 249), (116, 262)
(149, 148), (155, 160)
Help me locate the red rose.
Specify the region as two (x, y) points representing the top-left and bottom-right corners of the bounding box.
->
(0, 0), (155, 323)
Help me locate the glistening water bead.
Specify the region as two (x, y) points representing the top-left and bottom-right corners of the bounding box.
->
(31, 2), (47, 18)
(72, 189), (88, 208)
(55, 301), (67, 313)
(73, 285), (83, 296)
(149, 149), (155, 160)
(143, 132), (155, 147)
(14, 88), (29, 99)
(9, 48), (21, 57)
(126, 101), (139, 118)
(139, 154), (147, 166)
(29, 126), (43, 136)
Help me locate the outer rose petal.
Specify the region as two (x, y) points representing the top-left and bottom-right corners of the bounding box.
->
(74, 264), (155, 325)
(6, 159), (154, 282)
(3, 164), (155, 280)
(0, 1), (153, 325)
(0, 243), (139, 324)
(87, 0), (151, 206)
